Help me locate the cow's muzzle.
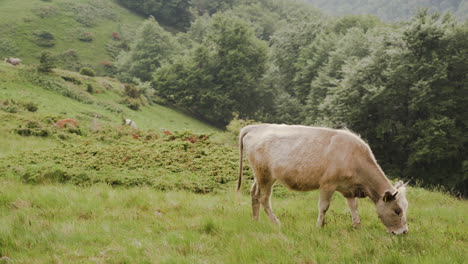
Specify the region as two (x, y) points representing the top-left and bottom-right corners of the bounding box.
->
(391, 227), (408, 235)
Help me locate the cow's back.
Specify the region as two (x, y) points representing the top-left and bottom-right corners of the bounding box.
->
(242, 124), (371, 191)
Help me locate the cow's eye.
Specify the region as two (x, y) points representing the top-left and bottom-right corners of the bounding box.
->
(394, 208), (402, 215)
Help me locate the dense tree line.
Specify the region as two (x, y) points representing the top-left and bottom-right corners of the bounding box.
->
(114, 1), (467, 195)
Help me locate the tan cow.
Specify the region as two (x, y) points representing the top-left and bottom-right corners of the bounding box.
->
(4, 58), (22, 66)
(237, 124), (409, 235)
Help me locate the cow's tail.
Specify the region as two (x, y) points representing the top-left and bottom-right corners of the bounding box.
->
(237, 127), (250, 193)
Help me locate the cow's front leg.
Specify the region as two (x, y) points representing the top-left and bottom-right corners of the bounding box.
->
(346, 197), (361, 228)
(317, 189), (334, 228)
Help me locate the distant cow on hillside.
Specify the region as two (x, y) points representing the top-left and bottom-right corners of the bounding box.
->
(238, 124), (409, 235)
(123, 118), (137, 129)
(55, 118), (79, 129)
(4, 58), (22, 66)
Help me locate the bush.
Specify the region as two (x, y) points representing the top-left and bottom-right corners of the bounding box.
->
(124, 84), (141, 98)
(61, 76), (82, 85)
(4, 106), (17, 113)
(78, 32), (94, 42)
(86, 84), (94, 93)
(80, 67), (95, 77)
(37, 51), (55, 72)
(120, 97), (141, 111)
(128, 101), (140, 111)
(1, 99), (38, 113)
(24, 102), (38, 112)
(34, 5), (58, 18)
(33, 30), (55, 47)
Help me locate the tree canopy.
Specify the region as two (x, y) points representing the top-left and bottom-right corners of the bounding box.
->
(114, 1), (468, 195)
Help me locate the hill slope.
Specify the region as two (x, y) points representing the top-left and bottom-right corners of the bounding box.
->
(0, 62), (218, 157)
(0, 0), (144, 71)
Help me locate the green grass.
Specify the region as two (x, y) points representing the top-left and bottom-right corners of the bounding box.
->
(0, 63), (219, 155)
(0, 178), (466, 263)
(0, 0), (143, 69)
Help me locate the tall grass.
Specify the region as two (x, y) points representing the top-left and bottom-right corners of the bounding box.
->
(0, 179), (466, 263)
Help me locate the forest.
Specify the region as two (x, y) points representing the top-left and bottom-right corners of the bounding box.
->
(113, 0), (468, 196)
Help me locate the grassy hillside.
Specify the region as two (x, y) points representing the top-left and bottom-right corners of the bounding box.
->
(0, 62), (218, 157)
(0, 0), (144, 71)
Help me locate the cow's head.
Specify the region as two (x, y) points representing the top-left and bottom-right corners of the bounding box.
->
(376, 181), (409, 235)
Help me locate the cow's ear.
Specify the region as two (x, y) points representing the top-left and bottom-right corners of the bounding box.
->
(394, 181), (404, 188)
(383, 191), (398, 202)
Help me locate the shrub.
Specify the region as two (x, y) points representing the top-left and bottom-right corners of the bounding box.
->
(86, 84), (94, 93)
(4, 106), (17, 113)
(124, 84), (141, 98)
(120, 97), (141, 111)
(33, 30), (55, 47)
(128, 101), (140, 111)
(34, 5), (58, 18)
(37, 51), (55, 73)
(61, 76), (82, 85)
(24, 102), (38, 112)
(80, 67), (95, 77)
(78, 32), (94, 42)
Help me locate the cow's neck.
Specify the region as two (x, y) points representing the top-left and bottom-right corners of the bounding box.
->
(363, 164), (394, 203)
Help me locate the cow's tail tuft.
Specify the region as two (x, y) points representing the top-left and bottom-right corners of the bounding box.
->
(237, 127), (249, 193)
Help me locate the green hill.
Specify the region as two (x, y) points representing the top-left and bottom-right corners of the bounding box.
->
(0, 0), (144, 72)
(0, 62), (219, 156)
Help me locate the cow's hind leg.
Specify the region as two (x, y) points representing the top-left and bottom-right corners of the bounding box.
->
(251, 181), (260, 221)
(346, 197), (361, 228)
(259, 180), (280, 225)
(317, 189), (334, 228)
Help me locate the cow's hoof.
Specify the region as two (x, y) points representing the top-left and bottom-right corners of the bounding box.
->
(352, 222), (361, 229)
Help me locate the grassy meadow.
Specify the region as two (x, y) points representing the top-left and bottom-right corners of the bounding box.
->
(0, 0), (144, 72)
(0, 179), (466, 263)
(0, 63), (467, 263)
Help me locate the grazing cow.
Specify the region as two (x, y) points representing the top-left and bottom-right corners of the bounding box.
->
(4, 58), (22, 66)
(55, 118), (78, 129)
(123, 118), (137, 129)
(238, 124), (409, 235)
